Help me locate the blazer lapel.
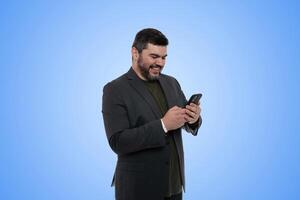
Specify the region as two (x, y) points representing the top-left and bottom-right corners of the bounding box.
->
(126, 68), (162, 118)
(158, 75), (177, 109)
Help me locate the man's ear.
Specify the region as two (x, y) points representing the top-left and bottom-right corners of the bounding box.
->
(131, 47), (139, 61)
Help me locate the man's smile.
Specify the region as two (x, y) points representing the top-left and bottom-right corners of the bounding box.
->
(149, 65), (162, 75)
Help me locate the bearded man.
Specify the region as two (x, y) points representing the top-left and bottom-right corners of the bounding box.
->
(102, 28), (202, 200)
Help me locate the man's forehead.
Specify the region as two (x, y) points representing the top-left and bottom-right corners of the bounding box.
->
(144, 43), (167, 55)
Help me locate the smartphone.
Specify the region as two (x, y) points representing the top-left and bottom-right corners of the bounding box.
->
(187, 93), (202, 105)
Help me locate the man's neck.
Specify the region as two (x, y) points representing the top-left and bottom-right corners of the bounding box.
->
(131, 65), (147, 81)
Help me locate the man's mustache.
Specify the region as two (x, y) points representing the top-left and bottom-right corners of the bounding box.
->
(150, 64), (163, 69)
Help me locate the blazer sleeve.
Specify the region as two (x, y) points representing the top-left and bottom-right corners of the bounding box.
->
(183, 116), (202, 136)
(102, 82), (166, 155)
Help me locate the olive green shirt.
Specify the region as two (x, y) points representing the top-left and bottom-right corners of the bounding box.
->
(144, 80), (182, 197)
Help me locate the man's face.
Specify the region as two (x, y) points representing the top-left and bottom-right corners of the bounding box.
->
(136, 43), (167, 81)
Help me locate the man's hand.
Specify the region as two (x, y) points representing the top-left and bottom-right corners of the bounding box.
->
(162, 106), (187, 132)
(185, 102), (201, 124)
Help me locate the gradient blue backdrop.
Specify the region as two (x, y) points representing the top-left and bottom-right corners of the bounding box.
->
(1, 1), (300, 199)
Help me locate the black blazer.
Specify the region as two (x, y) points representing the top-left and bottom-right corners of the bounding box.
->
(102, 68), (201, 200)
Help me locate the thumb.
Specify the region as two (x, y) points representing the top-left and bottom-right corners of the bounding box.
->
(170, 106), (179, 110)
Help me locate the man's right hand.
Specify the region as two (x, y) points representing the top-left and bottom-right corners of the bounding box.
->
(161, 106), (187, 132)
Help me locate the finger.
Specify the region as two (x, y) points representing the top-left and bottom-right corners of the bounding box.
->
(193, 104), (201, 114)
(185, 109), (196, 118)
(187, 114), (199, 123)
(186, 105), (197, 113)
(190, 103), (197, 107)
(195, 106), (200, 114)
(170, 106), (180, 111)
(190, 103), (200, 110)
(176, 108), (186, 113)
(193, 100), (201, 105)
(184, 115), (193, 122)
(185, 113), (198, 123)
(179, 109), (188, 117)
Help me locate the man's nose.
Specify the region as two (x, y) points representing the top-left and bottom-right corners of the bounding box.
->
(155, 58), (164, 66)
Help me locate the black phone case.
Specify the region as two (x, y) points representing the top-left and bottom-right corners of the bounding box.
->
(187, 93), (202, 105)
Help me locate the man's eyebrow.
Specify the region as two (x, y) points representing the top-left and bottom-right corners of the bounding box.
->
(149, 53), (168, 57)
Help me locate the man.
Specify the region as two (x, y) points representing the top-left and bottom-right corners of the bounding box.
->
(102, 28), (202, 200)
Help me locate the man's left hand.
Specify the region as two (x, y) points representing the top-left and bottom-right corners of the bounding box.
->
(184, 102), (201, 124)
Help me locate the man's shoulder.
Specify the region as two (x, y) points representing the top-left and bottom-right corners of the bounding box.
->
(160, 73), (181, 87)
(103, 71), (128, 92)
(106, 73), (127, 85)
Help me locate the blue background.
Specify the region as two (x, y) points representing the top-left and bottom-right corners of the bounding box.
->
(1, 0), (299, 199)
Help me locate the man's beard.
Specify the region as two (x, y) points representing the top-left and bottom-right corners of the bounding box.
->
(138, 58), (162, 81)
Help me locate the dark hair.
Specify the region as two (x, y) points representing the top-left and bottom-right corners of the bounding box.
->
(132, 28), (169, 53)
